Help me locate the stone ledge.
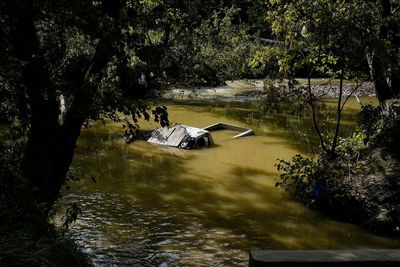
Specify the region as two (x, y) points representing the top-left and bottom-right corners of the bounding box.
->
(249, 249), (400, 267)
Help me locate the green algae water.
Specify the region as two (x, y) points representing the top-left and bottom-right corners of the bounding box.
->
(59, 103), (400, 266)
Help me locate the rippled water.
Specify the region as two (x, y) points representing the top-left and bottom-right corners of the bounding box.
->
(58, 104), (400, 266)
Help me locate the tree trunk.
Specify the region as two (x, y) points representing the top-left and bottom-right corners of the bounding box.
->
(22, 40), (114, 209)
(367, 0), (400, 106)
(10, 0), (100, 210)
(370, 54), (394, 105)
(24, 117), (82, 208)
(307, 76), (327, 153)
(10, 0), (65, 207)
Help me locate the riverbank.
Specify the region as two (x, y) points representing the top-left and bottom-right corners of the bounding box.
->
(164, 79), (375, 102)
(0, 227), (92, 267)
(309, 149), (400, 236)
(0, 135), (92, 266)
(0, 200), (92, 267)
(350, 154), (400, 235)
(273, 99), (400, 237)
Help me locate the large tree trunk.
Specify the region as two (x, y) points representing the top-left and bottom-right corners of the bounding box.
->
(368, 50), (394, 105)
(10, 1), (67, 207)
(24, 114), (83, 208)
(367, 0), (400, 106)
(10, 0), (112, 210)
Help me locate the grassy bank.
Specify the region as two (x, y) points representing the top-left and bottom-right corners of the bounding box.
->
(0, 227), (92, 267)
(0, 190), (92, 267)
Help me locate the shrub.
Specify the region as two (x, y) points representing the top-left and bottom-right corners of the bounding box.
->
(276, 133), (368, 210)
(260, 79), (309, 115)
(359, 100), (400, 158)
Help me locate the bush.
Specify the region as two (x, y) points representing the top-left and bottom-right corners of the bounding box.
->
(259, 79), (312, 115)
(0, 227), (92, 267)
(371, 100), (400, 158)
(359, 100), (400, 158)
(0, 140), (92, 267)
(276, 133), (369, 211)
(276, 101), (400, 233)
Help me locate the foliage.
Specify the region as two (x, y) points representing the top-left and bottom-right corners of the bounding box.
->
(267, 0), (376, 77)
(130, 0), (271, 87)
(276, 154), (318, 203)
(276, 132), (369, 209)
(358, 104), (382, 142)
(248, 46), (283, 78)
(268, 1), (399, 232)
(360, 100), (400, 158)
(276, 100), (400, 232)
(0, 0), (177, 209)
(168, 6), (267, 86)
(260, 0), (395, 157)
(62, 203), (83, 231)
(0, 226), (92, 267)
(0, 140), (91, 266)
(375, 100), (400, 157)
(265, 0), (400, 104)
(0, 3), (177, 263)
(259, 79), (309, 115)
(0, 2), (270, 263)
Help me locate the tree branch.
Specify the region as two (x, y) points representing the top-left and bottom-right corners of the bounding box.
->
(0, 19), (12, 47)
(308, 74), (327, 152)
(340, 81), (365, 113)
(330, 73), (344, 156)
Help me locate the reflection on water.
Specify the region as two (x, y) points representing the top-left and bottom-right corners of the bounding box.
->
(59, 104), (400, 266)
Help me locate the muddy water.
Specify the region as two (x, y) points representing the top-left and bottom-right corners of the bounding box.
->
(61, 105), (400, 266)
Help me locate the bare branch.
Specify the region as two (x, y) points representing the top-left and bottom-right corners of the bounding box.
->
(340, 81), (365, 113)
(308, 75), (327, 152)
(330, 75), (344, 156)
(319, 76), (336, 98)
(0, 18), (12, 47)
(50, 57), (69, 78)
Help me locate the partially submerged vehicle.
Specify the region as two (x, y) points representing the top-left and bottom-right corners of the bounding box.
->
(146, 122), (254, 149)
(147, 125), (213, 149)
(202, 122), (254, 139)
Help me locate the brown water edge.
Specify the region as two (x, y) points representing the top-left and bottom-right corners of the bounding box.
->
(58, 103), (399, 267)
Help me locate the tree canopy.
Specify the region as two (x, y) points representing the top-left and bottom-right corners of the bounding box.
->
(1, 0), (172, 207)
(265, 0), (400, 105)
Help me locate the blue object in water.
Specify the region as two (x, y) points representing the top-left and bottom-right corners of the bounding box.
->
(313, 182), (323, 199)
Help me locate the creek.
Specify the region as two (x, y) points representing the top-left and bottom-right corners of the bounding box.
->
(59, 101), (400, 266)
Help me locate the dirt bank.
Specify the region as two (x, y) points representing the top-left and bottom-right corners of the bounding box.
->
(163, 79), (375, 101)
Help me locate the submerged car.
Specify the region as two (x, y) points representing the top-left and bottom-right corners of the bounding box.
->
(147, 125), (213, 149)
(146, 122), (254, 149)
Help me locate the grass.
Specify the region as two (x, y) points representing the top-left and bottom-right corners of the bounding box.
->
(0, 200), (92, 267)
(0, 155), (92, 267)
(0, 228), (92, 267)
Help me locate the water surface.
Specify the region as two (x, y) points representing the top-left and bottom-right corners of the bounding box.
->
(60, 104), (400, 266)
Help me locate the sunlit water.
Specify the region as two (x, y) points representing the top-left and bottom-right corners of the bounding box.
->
(59, 104), (400, 266)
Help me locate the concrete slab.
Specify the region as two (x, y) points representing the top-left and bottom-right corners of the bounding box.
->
(249, 249), (400, 267)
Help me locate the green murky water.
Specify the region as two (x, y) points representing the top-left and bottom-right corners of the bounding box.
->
(60, 102), (399, 266)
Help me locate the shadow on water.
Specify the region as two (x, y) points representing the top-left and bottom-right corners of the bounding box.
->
(59, 102), (400, 267)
